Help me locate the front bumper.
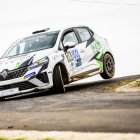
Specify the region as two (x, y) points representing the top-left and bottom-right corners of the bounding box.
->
(0, 72), (52, 98)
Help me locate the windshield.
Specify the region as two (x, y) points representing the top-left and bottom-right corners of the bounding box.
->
(2, 31), (59, 58)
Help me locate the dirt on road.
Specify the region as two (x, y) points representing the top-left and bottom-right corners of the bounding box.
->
(0, 75), (140, 133)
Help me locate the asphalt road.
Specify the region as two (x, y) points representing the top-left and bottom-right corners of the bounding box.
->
(0, 75), (140, 133)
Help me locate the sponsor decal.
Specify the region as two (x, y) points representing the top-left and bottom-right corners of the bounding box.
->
(71, 49), (81, 60)
(76, 58), (82, 67)
(65, 49), (82, 67)
(61, 54), (65, 60)
(70, 62), (75, 70)
(52, 54), (59, 60)
(24, 72), (36, 79)
(65, 52), (73, 62)
(91, 40), (101, 54)
(37, 56), (48, 62)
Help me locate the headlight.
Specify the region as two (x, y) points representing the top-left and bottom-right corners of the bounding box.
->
(28, 56), (49, 70)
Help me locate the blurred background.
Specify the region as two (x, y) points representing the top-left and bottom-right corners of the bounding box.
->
(0, 0), (140, 78)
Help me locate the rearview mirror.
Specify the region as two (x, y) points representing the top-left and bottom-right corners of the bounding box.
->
(64, 42), (76, 52)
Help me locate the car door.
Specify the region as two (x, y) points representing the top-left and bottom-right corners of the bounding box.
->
(74, 27), (100, 73)
(61, 29), (83, 76)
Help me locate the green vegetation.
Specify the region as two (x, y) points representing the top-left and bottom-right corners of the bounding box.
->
(0, 138), (8, 140)
(43, 138), (55, 140)
(13, 138), (25, 140)
(0, 138), (55, 140)
(132, 80), (140, 87)
(106, 79), (136, 92)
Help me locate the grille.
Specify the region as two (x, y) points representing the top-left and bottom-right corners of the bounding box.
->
(0, 67), (28, 81)
(0, 81), (37, 91)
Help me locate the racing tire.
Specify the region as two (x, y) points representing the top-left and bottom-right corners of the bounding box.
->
(100, 53), (115, 79)
(53, 65), (65, 93)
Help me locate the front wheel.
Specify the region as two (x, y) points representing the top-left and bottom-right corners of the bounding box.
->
(53, 65), (65, 93)
(100, 53), (115, 79)
(0, 97), (5, 101)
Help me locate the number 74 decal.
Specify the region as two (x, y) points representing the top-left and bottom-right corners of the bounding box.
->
(65, 49), (82, 67)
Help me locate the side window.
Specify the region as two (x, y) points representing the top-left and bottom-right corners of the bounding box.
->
(88, 28), (94, 36)
(76, 28), (91, 42)
(62, 31), (78, 46)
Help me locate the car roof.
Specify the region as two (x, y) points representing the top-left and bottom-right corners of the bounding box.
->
(48, 25), (87, 31)
(31, 25), (88, 34)
(16, 25), (88, 42)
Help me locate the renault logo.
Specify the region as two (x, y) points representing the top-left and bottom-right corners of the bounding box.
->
(0, 70), (8, 79)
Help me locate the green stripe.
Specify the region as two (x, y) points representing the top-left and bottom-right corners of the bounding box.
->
(96, 60), (103, 70)
(96, 52), (103, 59)
(96, 47), (106, 59)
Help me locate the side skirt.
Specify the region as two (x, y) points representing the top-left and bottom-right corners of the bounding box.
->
(69, 68), (101, 82)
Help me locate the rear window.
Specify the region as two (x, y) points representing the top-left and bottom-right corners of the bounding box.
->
(76, 28), (91, 42)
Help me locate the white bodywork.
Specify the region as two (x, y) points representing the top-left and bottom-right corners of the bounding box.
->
(0, 26), (113, 98)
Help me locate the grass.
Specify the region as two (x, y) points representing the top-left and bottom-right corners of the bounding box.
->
(13, 138), (25, 140)
(105, 79), (136, 92)
(131, 80), (140, 87)
(0, 138), (55, 140)
(106, 79), (140, 93)
(0, 138), (25, 140)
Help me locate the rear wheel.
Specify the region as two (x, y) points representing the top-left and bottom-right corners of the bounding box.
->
(53, 65), (65, 93)
(100, 53), (115, 79)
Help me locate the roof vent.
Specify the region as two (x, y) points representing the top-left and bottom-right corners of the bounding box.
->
(32, 28), (50, 34)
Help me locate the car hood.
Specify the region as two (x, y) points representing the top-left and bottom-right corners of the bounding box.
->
(0, 49), (54, 72)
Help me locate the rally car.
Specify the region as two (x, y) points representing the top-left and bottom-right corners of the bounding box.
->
(0, 26), (115, 99)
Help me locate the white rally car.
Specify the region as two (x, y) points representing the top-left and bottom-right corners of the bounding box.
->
(0, 26), (115, 99)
